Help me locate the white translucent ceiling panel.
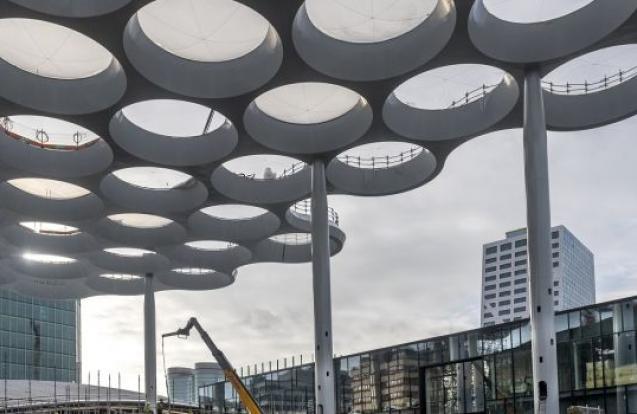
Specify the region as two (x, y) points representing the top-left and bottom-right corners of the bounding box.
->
(185, 240), (237, 251)
(23, 252), (75, 264)
(108, 213), (173, 229)
(8, 178), (90, 200)
(20, 222), (80, 235)
(305, 0), (437, 43)
(483, 0), (594, 23)
(137, 0), (270, 62)
(255, 83), (362, 125)
(0, 19), (113, 79)
(201, 205), (268, 220)
(104, 247), (156, 257)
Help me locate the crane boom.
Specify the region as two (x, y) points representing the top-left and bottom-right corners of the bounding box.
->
(163, 317), (263, 414)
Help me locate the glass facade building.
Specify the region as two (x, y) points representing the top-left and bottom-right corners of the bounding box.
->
(0, 290), (80, 382)
(200, 296), (637, 414)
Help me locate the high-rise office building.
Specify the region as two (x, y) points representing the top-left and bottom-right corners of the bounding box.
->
(481, 225), (595, 326)
(0, 290), (80, 382)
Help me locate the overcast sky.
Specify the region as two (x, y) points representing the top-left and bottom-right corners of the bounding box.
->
(81, 115), (637, 394)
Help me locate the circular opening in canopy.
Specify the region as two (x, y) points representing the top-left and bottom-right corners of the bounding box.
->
(107, 213), (173, 229)
(200, 205), (268, 220)
(185, 240), (238, 251)
(8, 178), (91, 200)
(224, 155), (306, 180)
(255, 83), (363, 124)
(0, 19), (113, 79)
(104, 247), (156, 257)
(338, 142), (423, 169)
(1, 116), (100, 149)
(270, 233), (312, 245)
(23, 252), (75, 264)
(121, 100), (227, 137)
(394, 64), (505, 110)
(543, 44), (637, 95)
(19, 222), (80, 236)
(305, 0), (437, 43)
(173, 268), (216, 276)
(112, 167), (195, 190)
(483, 0), (595, 23)
(137, 0), (271, 62)
(100, 273), (142, 281)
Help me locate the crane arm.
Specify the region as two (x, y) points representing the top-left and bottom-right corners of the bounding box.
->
(163, 317), (263, 414)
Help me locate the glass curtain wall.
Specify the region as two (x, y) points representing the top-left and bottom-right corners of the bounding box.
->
(0, 290), (78, 382)
(200, 297), (637, 414)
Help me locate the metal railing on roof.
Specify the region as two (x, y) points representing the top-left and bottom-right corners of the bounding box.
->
(337, 146), (423, 170)
(237, 161), (307, 181)
(270, 233), (312, 245)
(449, 83), (500, 108)
(291, 199), (340, 226)
(0, 116), (99, 151)
(542, 65), (637, 95)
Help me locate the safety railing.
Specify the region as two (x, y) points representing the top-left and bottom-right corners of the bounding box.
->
(291, 199), (340, 226)
(338, 146), (423, 170)
(542, 65), (637, 95)
(270, 233), (312, 245)
(449, 83), (500, 108)
(0, 116), (99, 151)
(237, 161), (307, 181)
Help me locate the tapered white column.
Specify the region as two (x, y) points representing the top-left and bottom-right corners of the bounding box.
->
(311, 159), (336, 414)
(523, 67), (559, 414)
(144, 273), (157, 414)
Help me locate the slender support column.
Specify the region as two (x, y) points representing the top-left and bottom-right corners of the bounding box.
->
(523, 67), (559, 414)
(144, 273), (157, 414)
(311, 159), (336, 414)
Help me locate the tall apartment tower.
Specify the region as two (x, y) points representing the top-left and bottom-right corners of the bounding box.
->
(481, 225), (595, 326)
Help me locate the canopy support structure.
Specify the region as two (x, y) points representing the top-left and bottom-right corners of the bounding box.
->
(523, 66), (560, 414)
(144, 273), (157, 414)
(311, 159), (336, 414)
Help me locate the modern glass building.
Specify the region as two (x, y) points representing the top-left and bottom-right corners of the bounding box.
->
(0, 290), (80, 382)
(168, 367), (197, 406)
(200, 295), (637, 414)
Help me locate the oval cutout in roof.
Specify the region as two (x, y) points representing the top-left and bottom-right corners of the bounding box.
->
(483, 0), (594, 23)
(8, 178), (91, 200)
(137, 0), (270, 62)
(0, 19), (113, 80)
(305, 0), (437, 43)
(255, 83), (363, 125)
(121, 100), (227, 137)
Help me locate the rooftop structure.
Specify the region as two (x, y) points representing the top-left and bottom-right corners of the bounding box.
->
(0, 1), (635, 413)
